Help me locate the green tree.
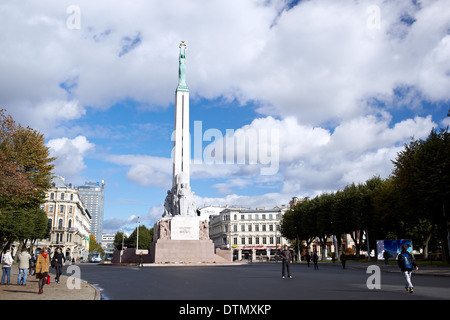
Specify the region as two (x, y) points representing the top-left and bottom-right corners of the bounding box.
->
(0, 206), (49, 253)
(114, 231), (128, 250)
(127, 225), (153, 250)
(314, 193), (334, 260)
(392, 128), (450, 263)
(0, 109), (55, 252)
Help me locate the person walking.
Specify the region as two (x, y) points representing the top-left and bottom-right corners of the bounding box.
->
(340, 252), (347, 269)
(397, 244), (418, 293)
(1, 249), (13, 285)
(280, 245), (292, 279)
(52, 248), (65, 283)
(36, 247), (50, 294)
(17, 247), (31, 285)
(138, 252), (144, 268)
(312, 251), (319, 270)
(29, 254), (36, 276)
(305, 252), (311, 267)
(383, 250), (389, 265)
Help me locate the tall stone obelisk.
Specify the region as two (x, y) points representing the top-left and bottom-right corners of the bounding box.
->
(172, 41), (190, 189)
(163, 41), (196, 218)
(149, 42), (228, 263)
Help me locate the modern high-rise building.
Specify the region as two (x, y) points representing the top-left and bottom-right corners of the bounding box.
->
(77, 180), (105, 243)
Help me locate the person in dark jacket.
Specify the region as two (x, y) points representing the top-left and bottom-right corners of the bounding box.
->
(280, 245), (292, 279)
(383, 250), (389, 264)
(52, 248), (65, 283)
(397, 244), (418, 293)
(340, 252), (347, 269)
(312, 251), (319, 270)
(305, 252), (311, 267)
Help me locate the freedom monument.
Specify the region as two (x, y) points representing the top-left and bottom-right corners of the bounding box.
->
(149, 42), (228, 263)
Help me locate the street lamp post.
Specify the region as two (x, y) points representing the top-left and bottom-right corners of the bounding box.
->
(136, 216), (140, 251)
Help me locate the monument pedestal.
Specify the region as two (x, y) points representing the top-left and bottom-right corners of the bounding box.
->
(149, 217), (230, 263)
(150, 239), (219, 263)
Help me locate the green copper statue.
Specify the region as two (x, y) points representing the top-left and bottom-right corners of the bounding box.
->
(177, 41), (189, 92)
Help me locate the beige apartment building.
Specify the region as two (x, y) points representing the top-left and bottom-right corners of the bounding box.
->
(39, 176), (91, 261)
(209, 206), (292, 261)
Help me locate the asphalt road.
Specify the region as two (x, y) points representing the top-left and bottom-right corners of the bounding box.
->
(78, 262), (450, 301)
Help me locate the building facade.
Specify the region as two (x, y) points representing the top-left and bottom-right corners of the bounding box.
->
(209, 206), (291, 261)
(77, 180), (105, 243)
(40, 176), (91, 261)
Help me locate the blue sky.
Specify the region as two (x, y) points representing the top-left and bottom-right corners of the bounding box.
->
(1, 0), (449, 234)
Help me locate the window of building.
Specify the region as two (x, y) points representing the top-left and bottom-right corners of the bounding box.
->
(248, 224), (252, 232)
(49, 205), (54, 213)
(263, 237), (267, 245)
(61, 193), (65, 200)
(58, 219), (63, 229)
(59, 205), (65, 213)
(241, 215), (245, 220)
(262, 224), (266, 232)
(233, 225), (237, 232)
(233, 237), (238, 245)
(50, 193), (54, 200)
(241, 224), (245, 232)
(255, 237), (260, 245)
(255, 224), (259, 232)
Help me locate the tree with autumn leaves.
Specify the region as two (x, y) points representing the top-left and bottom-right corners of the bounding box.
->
(0, 109), (55, 253)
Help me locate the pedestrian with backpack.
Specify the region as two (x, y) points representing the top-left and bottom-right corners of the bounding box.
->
(397, 244), (418, 293)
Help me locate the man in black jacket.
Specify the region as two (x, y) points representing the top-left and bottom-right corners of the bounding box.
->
(397, 244), (418, 293)
(280, 245), (292, 279)
(52, 248), (66, 283)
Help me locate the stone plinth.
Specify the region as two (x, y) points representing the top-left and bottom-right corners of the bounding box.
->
(148, 217), (229, 263)
(150, 239), (220, 263)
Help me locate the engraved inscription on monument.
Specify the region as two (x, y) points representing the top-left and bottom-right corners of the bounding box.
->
(171, 216), (199, 240)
